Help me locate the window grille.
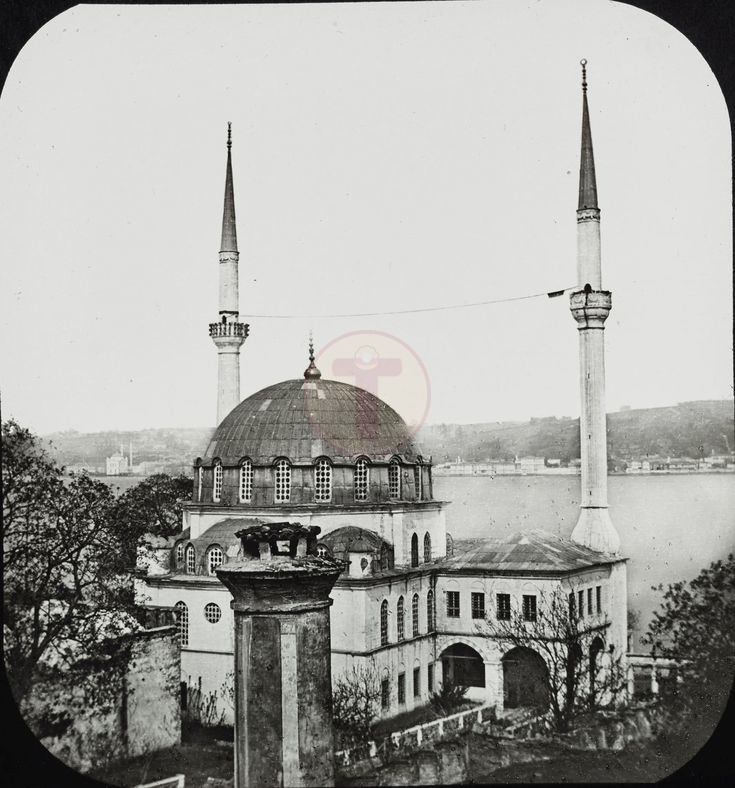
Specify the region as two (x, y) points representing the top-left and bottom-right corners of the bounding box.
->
(274, 459), (291, 503)
(471, 592), (485, 619)
(522, 594), (537, 622)
(314, 459), (332, 503)
(389, 459), (401, 498)
(423, 532), (432, 563)
(596, 585), (602, 614)
(428, 663), (434, 693)
(208, 547), (223, 575)
(175, 543), (184, 565)
(380, 600), (389, 646)
(213, 461), (223, 502)
(204, 602), (221, 624)
(414, 463), (423, 500)
(239, 460), (253, 503)
(186, 545), (196, 574)
(446, 591), (460, 618)
(397, 596), (405, 641)
(397, 673), (406, 704)
(587, 588), (593, 616)
(578, 590), (585, 618)
(496, 593), (511, 621)
(412, 594), (420, 637)
(413, 667), (420, 698)
(427, 590), (435, 631)
(354, 458), (369, 501)
(381, 678), (390, 709)
(174, 601), (189, 646)
(569, 592), (576, 619)
(316, 544), (329, 559)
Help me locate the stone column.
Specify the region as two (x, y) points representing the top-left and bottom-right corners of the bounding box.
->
(217, 522), (343, 788)
(483, 660), (504, 710)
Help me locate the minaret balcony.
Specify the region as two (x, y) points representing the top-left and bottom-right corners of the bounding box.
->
(209, 321), (250, 339)
(570, 288), (611, 327)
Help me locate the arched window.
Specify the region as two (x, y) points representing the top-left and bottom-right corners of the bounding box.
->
(354, 458), (369, 501)
(314, 458), (332, 503)
(380, 600), (389, 646)
(212, 460), (223, 502)
(174, 601), (189, 646)
(412, 593), (420, 637)
(175, 542), (185, 565)
(397, 596), (405, 641)
(316, 544), (330, 559)
(427, 590), (435, 632)
(414, 462), (423, 501)
(424, 532), (432, 563)
(274, 459), (291, 503)
(410, 533), (419, 567)
(197, 465), (203, 501)
(239, 459), (253, 503)
(207, 546), (223, 576)
(185, 544), (196, 574)
(204, 602), (222, 624)
(389, 459), (401, 498)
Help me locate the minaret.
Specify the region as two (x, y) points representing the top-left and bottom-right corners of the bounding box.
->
(569, 61), (620, 554)
(209, 123), (249, 425)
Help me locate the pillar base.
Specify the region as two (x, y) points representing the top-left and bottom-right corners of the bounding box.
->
(570, 507), (620, 554)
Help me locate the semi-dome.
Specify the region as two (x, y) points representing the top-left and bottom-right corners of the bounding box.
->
(203, 377), (423, 465)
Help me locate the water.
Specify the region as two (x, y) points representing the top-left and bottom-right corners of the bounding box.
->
(435, 473), (735, 641)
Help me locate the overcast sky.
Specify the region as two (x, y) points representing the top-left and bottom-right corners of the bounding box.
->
(0, 1), (731, 435)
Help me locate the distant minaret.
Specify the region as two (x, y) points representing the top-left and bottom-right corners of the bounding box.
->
(569, 61), (620, 554)
(209, 123), (249, 425)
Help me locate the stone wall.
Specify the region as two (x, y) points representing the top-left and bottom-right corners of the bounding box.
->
(21, 627), (181, 774)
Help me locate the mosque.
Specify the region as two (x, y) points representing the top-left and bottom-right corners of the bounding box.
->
(138, 64), (627, 726)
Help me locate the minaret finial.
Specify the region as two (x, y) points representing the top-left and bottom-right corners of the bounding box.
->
(304, 331), (321, 379)
(580, 59), (587, 93)
(220, 123), (238, 253)
(227, 121), (232, 150)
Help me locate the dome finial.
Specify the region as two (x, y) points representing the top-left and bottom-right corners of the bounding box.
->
(304, 330), (321, 379)
(580, 59), (588, 94)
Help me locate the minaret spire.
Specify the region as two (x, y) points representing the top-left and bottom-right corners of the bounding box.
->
(569, 60), (620, 554)
(221, 122), (238, 254)
(210, 123), (249, 425)
(578, 60), (598, 213)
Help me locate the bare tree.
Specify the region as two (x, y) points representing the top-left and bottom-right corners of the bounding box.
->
(332, 662), (382, 745)
(478, 588), (625, 732)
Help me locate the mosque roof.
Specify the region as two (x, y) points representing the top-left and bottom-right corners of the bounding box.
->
(440, 530), (622, 575)
(202, 377), (423, 465)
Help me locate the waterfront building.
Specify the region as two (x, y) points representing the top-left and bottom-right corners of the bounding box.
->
(137, 64), (627, 724)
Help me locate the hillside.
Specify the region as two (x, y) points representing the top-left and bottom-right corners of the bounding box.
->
(417, 400), (734, 463)
(41, 400), (733, 471)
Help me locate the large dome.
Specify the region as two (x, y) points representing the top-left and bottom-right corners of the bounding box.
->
(203, 378), (423, 465)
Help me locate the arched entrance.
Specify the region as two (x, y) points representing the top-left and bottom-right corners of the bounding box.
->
(440, 643), (485, 688)
(502, 646), (549, 709)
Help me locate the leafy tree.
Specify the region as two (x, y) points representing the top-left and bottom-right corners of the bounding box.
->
(112, 473), (192, 566)
(480, 589), (625, 732)
(332, 663), (382, 745)
(429, 678), (469, 716)
(646, 555), (735, 744)
(2, 421), (137, 702)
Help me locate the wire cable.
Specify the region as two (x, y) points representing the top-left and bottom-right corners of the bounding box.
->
(243, 286), (576, 319)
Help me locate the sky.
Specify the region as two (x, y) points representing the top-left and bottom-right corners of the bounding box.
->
(0, 1), (731, 435)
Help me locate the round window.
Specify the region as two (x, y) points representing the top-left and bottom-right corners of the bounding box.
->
(204, 603), (221, 624)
